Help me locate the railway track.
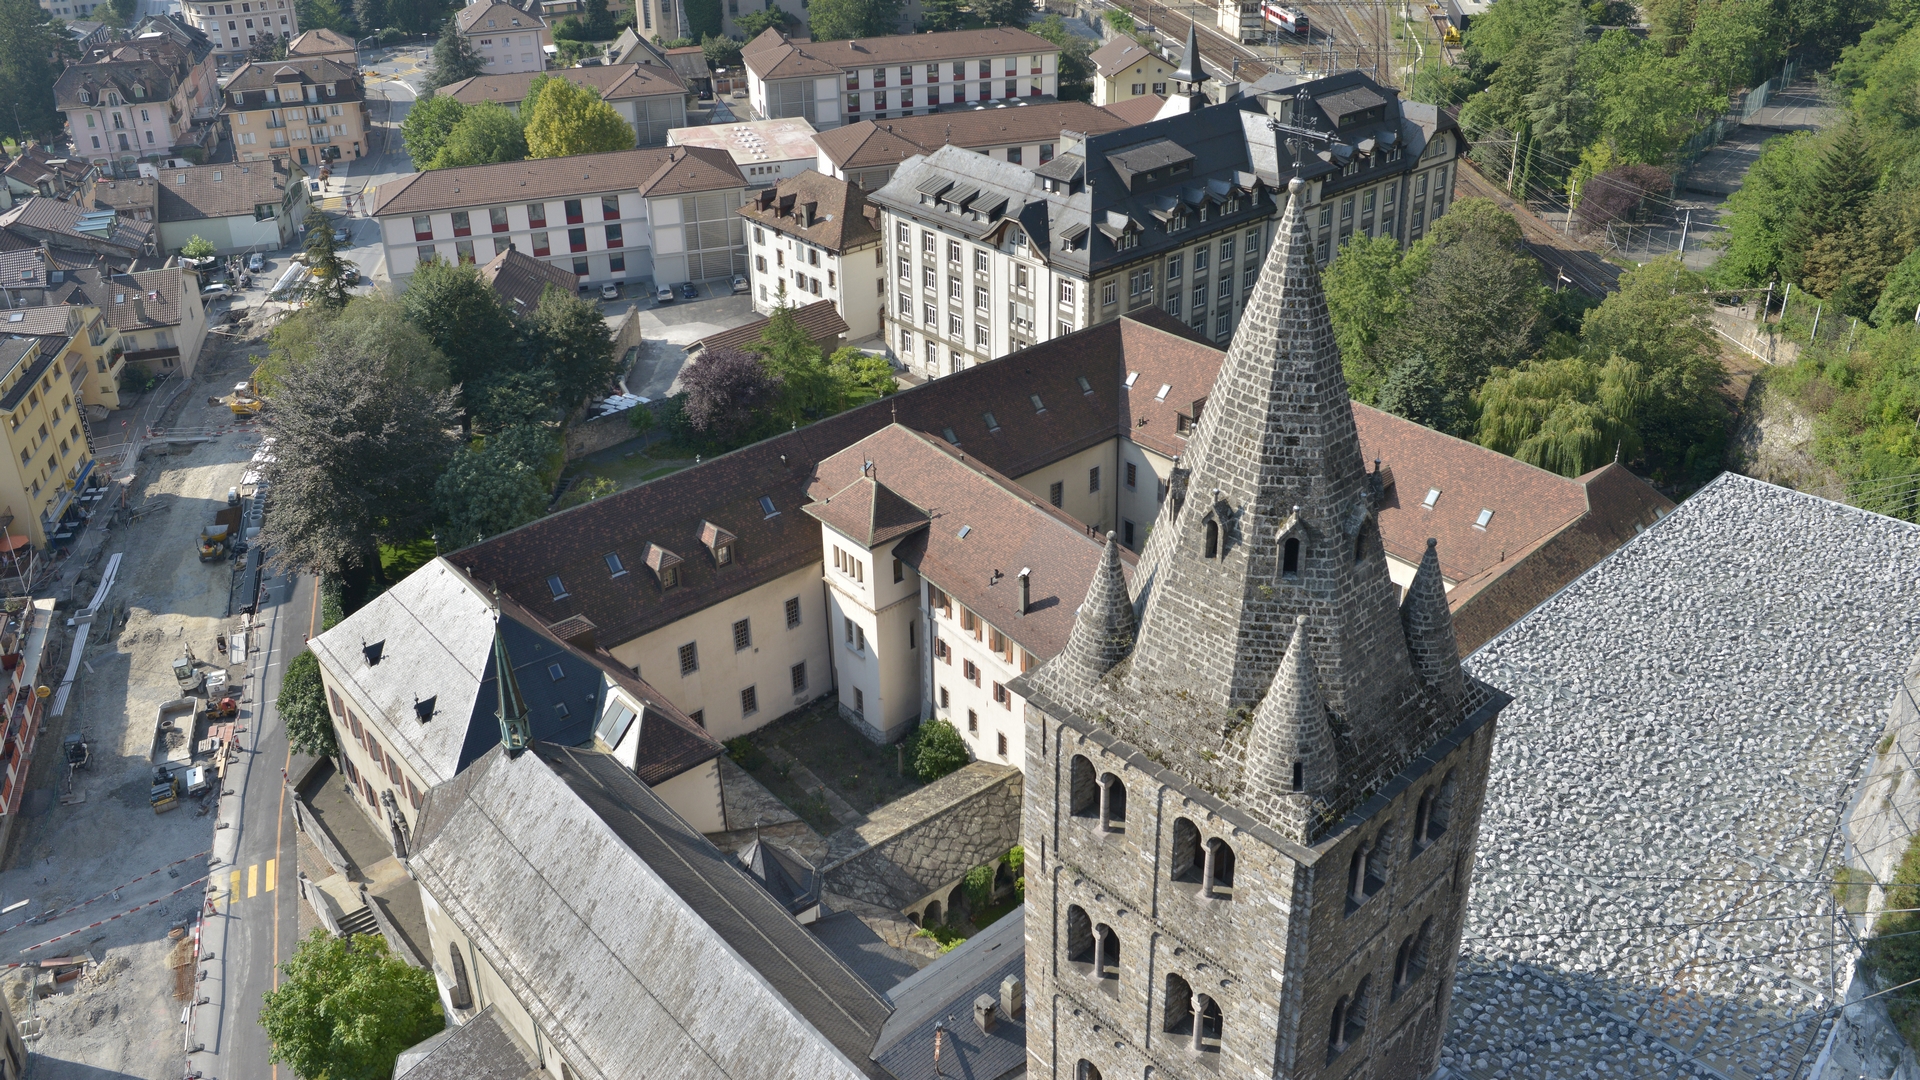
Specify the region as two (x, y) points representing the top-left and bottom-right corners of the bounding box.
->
(1103, 0), (1402, 88)
(1105, 0), (1274, 79)
(1456, 162), (1622, 297)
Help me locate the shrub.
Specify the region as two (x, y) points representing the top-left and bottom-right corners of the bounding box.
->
(910, 719), (969, 782)
(725, 736), (767, 771)
(963, 862), (995, 912)
(1866, 832), (1920, 1045)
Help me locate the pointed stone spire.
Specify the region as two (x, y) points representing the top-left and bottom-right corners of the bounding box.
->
(493, 618), (533, 756)
(1400, 538), (1466, 709)
(1170, 20), (1207, 88)
(1029, 532), (1136, 698)
(1241, 616), (1339, 837)
(1126, 177), (1416, 725)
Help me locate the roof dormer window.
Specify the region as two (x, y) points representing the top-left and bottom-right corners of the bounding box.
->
(1422, 488), (1441, 510)
(700, 520), (737, 566)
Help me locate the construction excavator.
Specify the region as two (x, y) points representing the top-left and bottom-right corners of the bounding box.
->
(214, 373), (264, 417)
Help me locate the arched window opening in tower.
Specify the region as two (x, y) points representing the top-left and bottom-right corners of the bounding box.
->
(1094, 924), (1121, 982)
(1392, 935), (1415, 1000)
(1099, 773), (1127, 830)
(1412, 787), (1434, 853)
(1328, 976), (1369, 1062)
(1170, 817), (1202, 883)
(1428, 770), (1456, 843)
(1283, 536), (1300, 575)
(1195, 994), (1223, 1053)
(1163, 973), (1195, 1037)
(447, 944), (473, 1010)
(1354, 520), (1371, 564)
(1070, 754), (1098, 818)
(1204, 517), (1219, 558)
(1075, 1061), (1103, 1080)
(1065, 905), (1094, 970)
(1205, 838), (1236, 897)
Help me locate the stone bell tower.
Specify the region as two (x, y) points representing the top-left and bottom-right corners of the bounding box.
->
(1014, 178), (1509, 1080)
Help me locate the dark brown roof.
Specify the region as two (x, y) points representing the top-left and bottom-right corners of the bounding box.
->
(1088, 37), (1156, 77)
(1101, 95), (1167, 125)
(636, 145), (747, 197)
(156, 161), (296, 222)
(803, 473), (930, 548)
(438, 63), (686, 107)
(225, 56), (358, 93)
(372, 147), (675, 217)
(737, 172), (881, 253)
(91, 176), (160, 220)
(478, 246), (577, 313)
(746, 27), (1057, 78)
(53, 51), (191, 112)
(812, 103), (1130, 171)
(287, 28), (356, 56)
(689, 299), (847, 356)
(454, 0), (539, 34)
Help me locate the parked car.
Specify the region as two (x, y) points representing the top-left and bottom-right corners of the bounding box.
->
(730, 275), (749, 294)
(655, 284), (674, 304)
(247, 253), (265, 272)
(200, 282), (231, 298)
(600, 282), (621, 300)
(340, 263), (361, 285)
(680, 281), (698, 300)
(331, 225), (349, 243)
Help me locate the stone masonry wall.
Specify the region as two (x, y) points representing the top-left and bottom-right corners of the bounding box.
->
(820, 761), (1022, 910)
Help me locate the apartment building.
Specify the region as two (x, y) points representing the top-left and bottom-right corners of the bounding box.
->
(439, 64), (688, 147)
(54, 39), (221, 170)
(0, 318), (98, 548)
(743, 27), (1060, 132)
(812, 99), (1129, 190)
(869, 69), (1462, 379)
(1087, 37), (1170, 109)
(222, 57), (370, 166)
(453, 0), (550, 76)
(285, 27), (356, 65)
(738, 172), (883, 338)
(180, 0), (298, 61)
(669, 117), (819, 184)
(155, 159), (311, 253)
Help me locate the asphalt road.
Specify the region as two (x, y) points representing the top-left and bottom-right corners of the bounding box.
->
(190, 566), (317, 1080)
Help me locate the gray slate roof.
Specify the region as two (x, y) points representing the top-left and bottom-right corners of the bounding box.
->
(393, 1006), (540, 1080)
(870, 910), (1025, 1080)
(410, 743), (893, 1080)
(1450, 473), (1920, 1080)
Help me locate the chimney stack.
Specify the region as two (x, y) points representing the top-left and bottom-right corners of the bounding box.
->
(999, 975), (1024, 1018)
(972, 995), (997, 1034)
(1017, 567), (1031, 615)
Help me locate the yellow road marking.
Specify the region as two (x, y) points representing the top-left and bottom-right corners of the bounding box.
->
(265, 858), (277, 893)
(247, 863), (258, 899)
(228, 869), (240, 906)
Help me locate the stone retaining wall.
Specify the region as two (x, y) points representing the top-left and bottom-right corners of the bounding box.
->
(820, 761), (1021, 912)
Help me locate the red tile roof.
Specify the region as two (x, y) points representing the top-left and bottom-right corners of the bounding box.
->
(1101, 95), (1167, 125)
(804, 472), (930, 548)
(636, 144), (748, 197)
(744, 27), (1058, 78)
(438, 63), (686, 106)
(371, 147), (675, 218)
(688, 299), (848, 357)
(812, 102), (1131, 171)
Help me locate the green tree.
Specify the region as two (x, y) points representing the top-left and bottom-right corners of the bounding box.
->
(434, 424), (553, 546)
(302, 208), (352, 312)
(249, 33), (289, 60)
(1522, 2), (1591, 169)
(401, 257), (521, 407)
(685, 0), (721, 36)
(1715, 129), (1817, 285)
(1028, 14), (1094, 99)
(524, 76), (634, 158)
(1321, 233), (1419, 401)
(826, 346), (898, 407)
(428, 15), (484, 88)
(353, 0), (387, 33)
(1578, 254), (1727, 478)
(527, 283), (619, 410)
(296, 0), (357, 34)
(258, 298), (460, 584)
(401, 92), (468, 169)
(1475, 355), (1645, 475)
(181, 235), (216, 259)
(976, 0), (1030, 26)
(917, 0), (968, 31)
(912, 719), (970, 781)
(755, 299), (835, 424)
(806, 0), (903, 39)
(102, 0), (135, 24)
(431, 101), (527, 167)
(701, 30), (744, 70)
(1408, 58), (1473, 106)
(731, 6), (787, 36)
(277, 650), (337, 757)
(1873, 247), (1920, 328)
(559, 475), (618, 508)
(0, 0), (74, 139)
(262, 930), (444, 1080)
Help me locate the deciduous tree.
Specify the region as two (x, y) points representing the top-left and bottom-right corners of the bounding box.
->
(681, 346), (781, 434)
(401, 257), (520, 399)
(277, 650), (337, 757)
(0, 0), (74, 139)
(805, 0), (903, 40)
(1476, 354), (1644, 475)
(912, 719), (969, 781)
(431, 101), (527, 167)
(523, 75), (634, 158)
(401, 92), (467, 169)
(295, 0), (357, 34)
(262, 930), (443, 1080)
(434, 424), (553, 546)
(527, 283), (619, 410)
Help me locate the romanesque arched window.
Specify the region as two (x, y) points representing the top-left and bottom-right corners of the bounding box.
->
(1204, 517), (1219, 558)
(1413, 786), (1435, 853)
(1094, 924), (1120, 981)
(1329, 976), (1370, 1061)
(1205, 838), (1236, 897)
(1195, 993), (1223, 1053)
(1429, 770), (1456, 842)
(1392, 934), (1415, 1000)
(925, 899), (943, 925)
(1163, 973), (1194, 1036)
(1070, 755), (1098, 818)
(446, 944), (472, 1010)
(1076, 1061), (1102, 1080)
(1066, 905), (1094, 967)
(1170, 818), (1201, 883)
(1099, 773), (1127, 829)
(1283, 536), (1300, 575)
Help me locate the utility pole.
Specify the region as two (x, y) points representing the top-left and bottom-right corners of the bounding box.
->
(1677, 209), (1690, 257)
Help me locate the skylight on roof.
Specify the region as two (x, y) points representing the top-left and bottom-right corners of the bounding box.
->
(548, 662), (565, 681)
(547, 574), (568, 599)
(1077, 376), (1092, 394)
(983, 411), (999, 432)
(1422, 488), (1441, 510)
(1125, 372), (1139, 388)
(554, 702), (569, 718)
(1155, 384), (1171, 402)
(1030, 394), (1045, 413)
(957, 525), (972, 539)
(1475, 508), (1494, 529)
(605, 551), (626, 576)
(4, 314), (19, 323)
(942, 427), (959, 445)
(760, 495), (778, 517)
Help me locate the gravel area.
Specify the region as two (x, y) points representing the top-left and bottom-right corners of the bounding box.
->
(1449, 474), (1920, 1080)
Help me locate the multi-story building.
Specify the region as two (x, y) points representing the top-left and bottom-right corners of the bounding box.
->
(670, 117), (818, 185)
(285, 26), (357, 65)
(370, 146), (746, 288)
(54, 39), (221, 171)
(0, 317), (99, 548)
(812, 100), (1130, 191)
(737, 171), (883, 338)
(439, 64), (688, 147)
(453, 0), (550, 76)
(869, 66), (1462, 378)
(1088, 36), (1171, 109)
(179, 0), (298, 62)
(155, 159), (311, 254)
(221, 57), (370, 167)
(743, 27), (1060, 132)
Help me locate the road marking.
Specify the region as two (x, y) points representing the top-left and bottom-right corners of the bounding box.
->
(265, 858), (276, 893)
(247, 863), (258, 899)
(228, 869), (240, 905)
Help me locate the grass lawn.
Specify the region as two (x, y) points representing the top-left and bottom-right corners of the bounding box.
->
(563, 440), (694, 497)
(735, 698), (923, 821)
(380, 538), (437, 581)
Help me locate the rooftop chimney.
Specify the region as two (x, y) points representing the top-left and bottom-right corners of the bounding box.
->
(999, 975), (1024, 1018)
(973, 995), (997, 1034)
(1017, 567), (1031, 615)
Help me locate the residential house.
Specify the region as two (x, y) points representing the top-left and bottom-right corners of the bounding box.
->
(1087, 37), (1170, 108)
(0, 601), (54, 872)
(812, 100), (1130, 191)
(0, 318), (99, 547)
(88, 174), (160, 226)
(221, 57), (370, 167)
(154, 159), (310, 254)
(0, 198), (153, 260)
(1, 147), (98, 210)
(737, 172), (883, 338)
(1100, 93), (1166, 125)
(639, 146), (750, 286)
(477, 245), (577, 316)
(438, 64), (688, 147)
(66, 19), (111, 52)
(743, 27), (1060, 132)
(453, 1), (549, 76)
(286, 27), (356, 65)
(662, 44), (712, 97)
(54, 40), (220, 170)
(78, 265), (208, 384)
(868, 67), (1461, 377)
(686, 297), (849, 362)
(126, 13), (223, 119)
(669, 117), (819, 185)
(180, 0), (299, 61)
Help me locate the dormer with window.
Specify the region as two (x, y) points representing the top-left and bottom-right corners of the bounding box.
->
(699, 520), (736, 567)
(644, 542), (684, 588)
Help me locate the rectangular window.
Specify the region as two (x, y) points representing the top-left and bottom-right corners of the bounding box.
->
(564, 198), (583, 223)
(791, 662), (808, 692)
(974, 324), (989, 347)
(605, 223), (623, 247)
(940, 686), (950, 708)
(568, 227), (587, 253)
(997, 731), (1009, 756)
(602, 194), (620, 220)
(489, 206), (508, 232)
(412, 215), (432, 241)
(967, 709), (978, 733)
(528, 202), (547, 227)
(1049, 480), (1063, 507)
(1125, 462), (1137, 489)
(785, 596), (802, 628)
(1088, 466), (1100, 493)
(689, 710), (705, 728)
(451, 210), (471, 237)
(740, 685), (758, 717)
(854, 688), (865, 715)
(678, 641), (698, 675)
(1168, 254), (1183, 280)
(531, 231), (551, 257)
(963, 658), (979, 684)
(975, 250), (989, 273)
(1123, 519), (1136, 547)
(733, 619), (752, 651)
(1101, 281), (1116, 306)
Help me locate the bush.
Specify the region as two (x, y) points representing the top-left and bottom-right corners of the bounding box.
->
(963, 862), (995, 912)
(725, 736), (767, 771)
(182, 235), (216, 259)
(1867, 832), (1920, 1045)
(910, 719), (969, 782)
(278, 650), (336, 757)
(1572, 164), (1673, 235)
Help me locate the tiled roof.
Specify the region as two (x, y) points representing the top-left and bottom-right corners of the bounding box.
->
(391, 1006), (539, 1080)
(804, 473), (930, 549)
(91, 176), (160, 219)
(746, 28), (1058, 78)
(741, 26), (790, 57)
(812, 102), (1130, 171)
(478, 246), (577, 314)
(81, 267), (188, 331)
(286, 28), (356, 56)
(1088, 37), (1155, 76)
(737, 171), (881, 253)
(0, 197), (150, 254)
(438, 62), (685, 106)
(155, 161), (295, 222)
(454, 0), (538, 34)
(370, 147), (675, 217)
(1100, 94), (1167, 125)
(224, 55), (358, 92)
(636, 144), (748, 197)
(871, 909), (1025, 1080)
(688, 299), (847, 356)
(0, 308), (73, 338)
(53, 53), (187, 113)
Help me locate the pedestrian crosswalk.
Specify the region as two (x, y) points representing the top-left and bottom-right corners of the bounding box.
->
(217, 859), (276, 907)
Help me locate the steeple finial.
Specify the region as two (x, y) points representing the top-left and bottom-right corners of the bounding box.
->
(1401, 538), (1466, 708)
(1030, 532), (1135, 697)
(1170, 20), (1207, 88)
(1241, 615), (1339, 837)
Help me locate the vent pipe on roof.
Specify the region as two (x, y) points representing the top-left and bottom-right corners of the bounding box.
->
(1018, 567), (1031, 615)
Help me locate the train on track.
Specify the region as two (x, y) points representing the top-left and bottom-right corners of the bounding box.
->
(1261, 2), (1308, 34)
